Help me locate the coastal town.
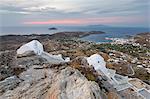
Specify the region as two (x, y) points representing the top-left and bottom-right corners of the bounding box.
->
(0, 32), (149, 99)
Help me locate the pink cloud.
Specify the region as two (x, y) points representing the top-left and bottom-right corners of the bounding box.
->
(23, 16), (142, 25)
(24, 19), (82, 25)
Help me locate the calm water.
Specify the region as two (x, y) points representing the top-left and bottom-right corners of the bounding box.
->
(0, 26), (149, 42)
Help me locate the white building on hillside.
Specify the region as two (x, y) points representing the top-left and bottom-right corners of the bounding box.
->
(86, 54), (132, 91)
(17, 40), (43, 55)
(17, 40), (70, 64)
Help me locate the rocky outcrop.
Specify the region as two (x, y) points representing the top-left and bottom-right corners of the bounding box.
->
(0, 76), (21, 95)
(45, 67), (102, 99)
(0, 50), (17, 80)
(0, 62), (102, 99)
(16, 55), (48, 68)
(69, 56), (98, 81)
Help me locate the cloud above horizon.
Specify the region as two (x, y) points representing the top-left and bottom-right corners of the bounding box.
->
(0, 0), (149, 27)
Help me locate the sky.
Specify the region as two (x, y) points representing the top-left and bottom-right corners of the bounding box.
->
(0, 0), (149, 27)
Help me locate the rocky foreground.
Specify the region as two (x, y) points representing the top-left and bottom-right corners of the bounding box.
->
(0, 32), (150, 99)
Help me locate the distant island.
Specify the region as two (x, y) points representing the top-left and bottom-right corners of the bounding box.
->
(48, 27), (57, 30)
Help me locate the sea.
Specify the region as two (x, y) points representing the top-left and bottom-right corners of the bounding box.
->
(0, 26), (149, 43)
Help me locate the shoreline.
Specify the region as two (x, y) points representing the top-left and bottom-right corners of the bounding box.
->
(0, 31), (105, 36)
(0, 31), (105, 40)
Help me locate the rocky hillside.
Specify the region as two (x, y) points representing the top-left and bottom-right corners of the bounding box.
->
(0, 46), (105, 99)
(0, 32), (150, 99)
(0, 58), (102, 99)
